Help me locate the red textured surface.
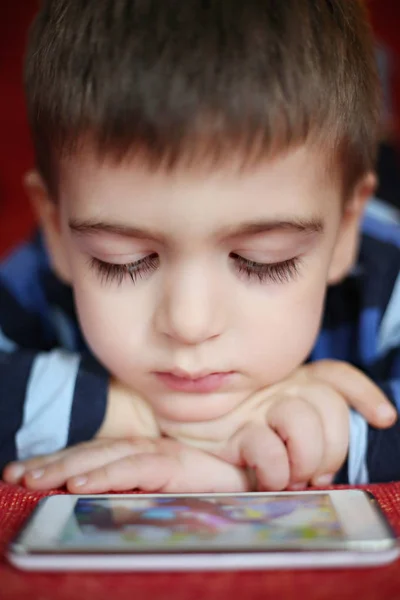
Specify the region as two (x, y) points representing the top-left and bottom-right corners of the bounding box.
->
(1, 481), (400, 600)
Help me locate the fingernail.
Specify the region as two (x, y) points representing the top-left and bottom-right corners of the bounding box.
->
(29, 469), (45, 480)
(7, 463), (25, 481)
(314, 474), (334, 487)
(378, 404), (396, 422)
(72, 475), (88, 487)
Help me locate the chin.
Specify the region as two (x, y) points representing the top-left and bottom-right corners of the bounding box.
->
(150, 392), (245, 423)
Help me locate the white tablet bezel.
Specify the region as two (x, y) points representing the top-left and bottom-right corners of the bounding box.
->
(8, 490), (398, 566)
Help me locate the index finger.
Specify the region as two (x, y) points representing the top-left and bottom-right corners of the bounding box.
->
(306, 360), (397, 428)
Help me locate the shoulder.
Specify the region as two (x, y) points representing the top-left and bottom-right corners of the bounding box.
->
(359, 198), (400, 310)
(0, 232), (50, 310)
(358, 199), (400, 361)
(314, 199), (400, 364)
(361, 197), (400, 255)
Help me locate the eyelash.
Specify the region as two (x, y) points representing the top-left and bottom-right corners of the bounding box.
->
(89, 254), (160, 286)
(231, 254), (301, 284)
(89, 254), (301, 286)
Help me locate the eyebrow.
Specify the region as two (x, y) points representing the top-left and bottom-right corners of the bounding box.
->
(69, 217), (324, 241)
(221, 218), (324, 238)
(69, 219), (164, 240)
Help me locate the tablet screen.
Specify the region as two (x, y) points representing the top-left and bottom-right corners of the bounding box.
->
(58, 493), (344, 552)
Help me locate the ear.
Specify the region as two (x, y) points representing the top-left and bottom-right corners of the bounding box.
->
(24, 170), (72, 284)
(327, 172), (377, 285)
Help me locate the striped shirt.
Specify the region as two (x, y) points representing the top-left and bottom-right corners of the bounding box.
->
(1, 198), (400, 484)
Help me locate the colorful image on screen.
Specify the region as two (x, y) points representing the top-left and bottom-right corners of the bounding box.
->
(59, 494), (344, 550)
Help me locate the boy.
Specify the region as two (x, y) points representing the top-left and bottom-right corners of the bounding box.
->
(1, 0), (400, 493)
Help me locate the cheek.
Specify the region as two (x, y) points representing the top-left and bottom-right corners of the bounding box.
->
(242, 277), (327, 383)
(61, 227), (150, 376)
(72, 277), (148, 375)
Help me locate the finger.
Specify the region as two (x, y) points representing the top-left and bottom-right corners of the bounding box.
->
(3, 439), (113, 484)
(306, 361), (396, 427)
(3, 450), (78, 484)
(171, 444), (253, 493)
(67, 453), (178, 493)
(23, 438), (158, 490)
(296, 382), (349, 483)
(3, 458), (49, 484)
(268, 397), (324, 485)
(230, 424), (290, 491)
(70, 440), (252, 494)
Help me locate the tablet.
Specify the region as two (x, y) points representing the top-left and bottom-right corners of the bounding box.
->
(8, 490), (399, 571)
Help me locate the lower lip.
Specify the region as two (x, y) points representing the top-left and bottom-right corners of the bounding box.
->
(155, 372), (233, 393)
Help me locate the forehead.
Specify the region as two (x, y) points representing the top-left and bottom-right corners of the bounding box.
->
(58, 145), (341, 230)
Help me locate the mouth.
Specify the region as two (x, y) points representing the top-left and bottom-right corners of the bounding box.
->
(154, 370), (235, 394)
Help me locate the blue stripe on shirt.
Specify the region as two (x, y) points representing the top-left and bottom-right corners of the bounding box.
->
(0, 327), (17, 352)
(378, 271), (400, 357)
(388, 380), (400, 412)
(362, 213), (400, 248)
(311, 323), (353, 362)
(367, 197), (400, 226)
(358, 307), (381, 365)
(348, 411), (369, 485)
(0, 243), (49, 316)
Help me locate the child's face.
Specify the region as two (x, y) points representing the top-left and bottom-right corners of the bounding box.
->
(32, 145), (372, 423)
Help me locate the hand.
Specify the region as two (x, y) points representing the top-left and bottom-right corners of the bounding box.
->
(159, 361), (397, 489)
(299, 360), (397, 427)
(97, 378), (159, 439)
(5, 361), (396, 493)
(3, 437), (252, 494)
(101, 360), (396, 441)
(162, 392), (346, 491)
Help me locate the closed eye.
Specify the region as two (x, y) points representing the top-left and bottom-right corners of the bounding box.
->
(89, 254), (159, 285)
(230, 253), (301, 283)
(88, 253), (301, 286)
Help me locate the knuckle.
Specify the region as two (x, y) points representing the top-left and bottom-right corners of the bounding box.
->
(276, 396), (318, 425)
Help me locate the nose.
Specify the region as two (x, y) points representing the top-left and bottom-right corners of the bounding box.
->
(154, 263), (224, 345)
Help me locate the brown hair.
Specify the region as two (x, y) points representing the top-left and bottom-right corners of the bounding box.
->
(25, 0), (380, 197)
